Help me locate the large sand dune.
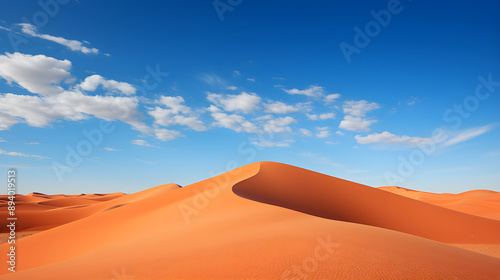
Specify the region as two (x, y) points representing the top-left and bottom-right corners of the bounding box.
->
(1, 162), (499, 279)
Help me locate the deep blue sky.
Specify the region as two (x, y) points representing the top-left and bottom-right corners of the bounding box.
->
(0, 0), (499, 194)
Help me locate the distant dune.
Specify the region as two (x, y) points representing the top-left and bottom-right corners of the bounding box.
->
(1, 162), (499, 279)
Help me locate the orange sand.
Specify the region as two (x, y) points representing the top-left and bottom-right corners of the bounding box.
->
(0, 162), (498, 279)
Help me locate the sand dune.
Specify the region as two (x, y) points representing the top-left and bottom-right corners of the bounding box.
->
(379, 186), (500, 221)
(1, 162), (499, 279)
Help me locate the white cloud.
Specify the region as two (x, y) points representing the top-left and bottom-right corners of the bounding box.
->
(226, 86), (238, 90)
(18, 23), (99, 54)
(300, 128), (312, 136)
(324, 93), (341, 104)
(306, 114), (317, 120)
(335, 131), (345, 136)
(263, 101), (301, 114)
(263, 116), (296, 133)
(339, 115), (376, 132)
(152, 128), (183, 141)
(131, 139), (155, 147)
(149, 96), (207, 131)
(339, 100), (380, 132)
(343, 100), (380, 117)
(0, 90), (153, 139)
(233, 70), (241, 76)
(355, 131), (431, 146)
(306, 112), (335, 120)
(442, 125), (495, 147)
(0, 149), (48, 159)
(157, 96), (191, 114)
(207, 92), (261, 114)
(104, 147), (119, 151)
(251, 139), (294, 147)
(0, 52), (72, 95)
(283, 85), (324, 97)
(51, 91), (142, 125)
(316, 127), (331, 138)
(171, 115), (206, 131)
(247, 78), (255, 82)
(0, 93), (69, 129)
(207, 105), (260, 133)
(78, 75), (136, 95)
(0, 53), (188, 142)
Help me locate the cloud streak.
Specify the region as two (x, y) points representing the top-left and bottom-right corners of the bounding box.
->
(442, 124), (496, 147)
(18, 23), (99, 54)
(0, 149), (49, 159)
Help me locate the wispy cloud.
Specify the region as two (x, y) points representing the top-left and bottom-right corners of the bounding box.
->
(251, 139), (294, 147)
(283, 85), (324, 97)
(324, 93), (341, 104)
(300, 128), (313, 136)
(442, 124), (496, 147)
(0, 149), (49, 159)
(355, 131), (431, 146)
(131, 139), (156, 147)
(406, 96), (419, 105)
(306, 112), (335, 120)
(200, 73), (234, 89)
(18, 23), (99, 54)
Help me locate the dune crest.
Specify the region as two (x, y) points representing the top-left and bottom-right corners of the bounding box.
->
(234, 162), (500, 244)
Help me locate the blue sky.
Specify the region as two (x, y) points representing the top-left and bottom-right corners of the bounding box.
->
(0, 0), (499, 194)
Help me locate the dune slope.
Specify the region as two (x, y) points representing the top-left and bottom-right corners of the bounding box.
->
(0, 162), (498, 280)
